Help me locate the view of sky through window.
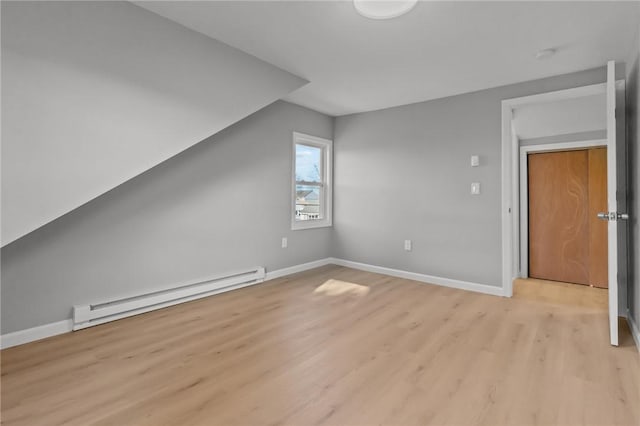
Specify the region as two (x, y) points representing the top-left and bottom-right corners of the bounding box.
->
(296, 144), (321, 183)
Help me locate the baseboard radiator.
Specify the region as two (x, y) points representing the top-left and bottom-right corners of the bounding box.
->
(73, 266), (265, 330)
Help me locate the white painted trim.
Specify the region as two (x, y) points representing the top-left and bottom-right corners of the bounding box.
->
(501, 103), (515, 297)
(328, 258), (506, 297)
(265, 258), (333, 281)
(518, 139), (607, 279)
(1, 319), (73, 350)
(627, 313), (640, 353)
(510, 120), (520, 294)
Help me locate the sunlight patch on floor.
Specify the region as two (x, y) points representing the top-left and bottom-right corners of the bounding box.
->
(314, 279), (370, 297)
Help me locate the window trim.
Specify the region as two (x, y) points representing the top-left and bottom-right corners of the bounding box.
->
(291, 132), (333, 231)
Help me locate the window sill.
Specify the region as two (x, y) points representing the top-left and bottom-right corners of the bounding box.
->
(291, 220), (333, 231)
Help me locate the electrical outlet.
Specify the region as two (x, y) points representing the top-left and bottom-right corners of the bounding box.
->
(404, 239), (412, 251)
(471, 155), (479, 167)
(281, 237), (288, 248)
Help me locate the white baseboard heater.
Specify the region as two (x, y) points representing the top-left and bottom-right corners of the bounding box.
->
(73, 266), (265, 330)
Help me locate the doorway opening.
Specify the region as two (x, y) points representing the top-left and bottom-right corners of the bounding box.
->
(501, 61), (627, 346)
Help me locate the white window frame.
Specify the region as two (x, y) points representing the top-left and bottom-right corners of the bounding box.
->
(291, 132), (333, 230)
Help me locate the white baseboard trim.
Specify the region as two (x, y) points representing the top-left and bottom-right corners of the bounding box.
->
(265, 258), (333, 281)
(328, 258), (506, 297)
(627, 312), (640, 353)
(1, 319), (73, 350)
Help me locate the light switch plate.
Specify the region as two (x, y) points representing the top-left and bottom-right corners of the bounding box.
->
(471, 155), (479, 167)
(471, 182), (481, 195)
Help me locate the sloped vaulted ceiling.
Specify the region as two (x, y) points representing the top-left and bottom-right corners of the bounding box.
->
(1, 1), (307, 246)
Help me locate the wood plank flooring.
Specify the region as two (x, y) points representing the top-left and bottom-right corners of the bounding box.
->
(2, 266), (639, 425)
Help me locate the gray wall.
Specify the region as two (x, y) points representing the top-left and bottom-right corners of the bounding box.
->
(627, 36), (640, 330)
(1, 101), (333, 334)
(332, 67), (610, 287)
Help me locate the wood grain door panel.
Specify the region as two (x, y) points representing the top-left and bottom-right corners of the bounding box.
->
(528, 148), (608, 287)
(587, 148), (608, 288)
(528, 150), (589, 285)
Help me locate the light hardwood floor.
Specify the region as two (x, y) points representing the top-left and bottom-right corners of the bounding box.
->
(2, 266), (639, 425)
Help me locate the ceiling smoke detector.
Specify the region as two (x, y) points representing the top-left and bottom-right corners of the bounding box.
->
(353, 0), (418, 20)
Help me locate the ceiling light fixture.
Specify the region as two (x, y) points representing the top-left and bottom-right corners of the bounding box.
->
(354, 0), (418, 20)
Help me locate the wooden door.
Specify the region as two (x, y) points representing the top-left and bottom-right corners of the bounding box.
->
(587, 148), (608, 288)
(528, 148), (607, 287)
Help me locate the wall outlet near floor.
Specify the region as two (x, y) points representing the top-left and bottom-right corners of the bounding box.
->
(404, 239), (412, 251)
(471, 182), (481, 195)
(281, 237), (288, 248)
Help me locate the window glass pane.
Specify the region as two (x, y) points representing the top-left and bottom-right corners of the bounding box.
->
(295, 144), (322, 183)
(295, 184), (322, 221)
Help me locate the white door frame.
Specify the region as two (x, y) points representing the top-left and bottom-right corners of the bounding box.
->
(501, 82), (608, 297)
(518, 140), (607, 279)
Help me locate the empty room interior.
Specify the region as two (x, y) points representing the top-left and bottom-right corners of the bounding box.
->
(2, 1), (640, 425)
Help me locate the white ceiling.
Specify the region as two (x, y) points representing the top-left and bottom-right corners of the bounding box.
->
(136, 1), (640, 116)
(512, 93), (606, 140)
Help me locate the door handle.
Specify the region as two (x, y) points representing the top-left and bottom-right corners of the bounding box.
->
(597, 212), (629, 221)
